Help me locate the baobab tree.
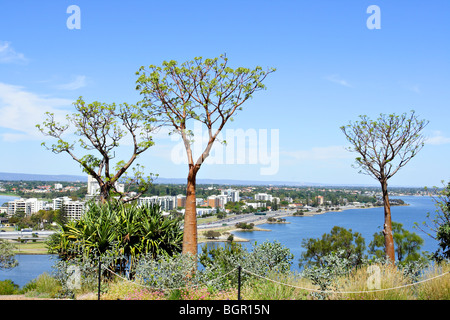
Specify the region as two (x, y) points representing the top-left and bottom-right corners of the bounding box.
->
(37, 97), (156, 202)
(135, 54), (275, 255)
(340, 111), (428, 263)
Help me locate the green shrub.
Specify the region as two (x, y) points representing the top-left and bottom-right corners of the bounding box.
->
(20, 279), (37, 294)
(0, 279), (19, 295)
(135, 253), (198, 290)
(24, 273), (62, 298)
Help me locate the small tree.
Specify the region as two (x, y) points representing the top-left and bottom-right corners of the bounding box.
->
(136, 54), (275, 255)
(341, 111), (428, 263)
(415, 182), (450, 262)
(37, 97), (156, 202)
(204, 230), (221, 239)
(369, 221), (425, 264)
(299, 226), (366, 268)
(0, 239), (18, 270)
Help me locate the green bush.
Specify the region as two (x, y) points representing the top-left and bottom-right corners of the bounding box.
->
(0, 279), (19, 295)
(23, 273), (62, 298)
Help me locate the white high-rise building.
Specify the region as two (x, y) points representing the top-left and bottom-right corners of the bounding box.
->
(221, 189), (240, 202)
(52, 196), (86, 220)
(254, 193), (273, 202)
(63, 201), (85, 221)
(53, 196), (73, 210)
(87, 175), (125, 196)
(7, 198), (47, 216)
(139, 196), (177, 211)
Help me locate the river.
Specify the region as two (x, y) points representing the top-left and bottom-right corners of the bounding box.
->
(229, 196), (439, 270)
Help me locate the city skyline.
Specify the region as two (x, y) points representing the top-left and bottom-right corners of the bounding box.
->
(1, 1), (449, 188)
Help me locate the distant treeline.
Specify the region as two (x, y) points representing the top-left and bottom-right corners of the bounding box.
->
(1, 179), (427, 205)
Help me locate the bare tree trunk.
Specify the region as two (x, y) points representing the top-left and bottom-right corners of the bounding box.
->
(381, 179), (396, 264)
(182, 166), (198, 256)
(99, 183), (110, 203)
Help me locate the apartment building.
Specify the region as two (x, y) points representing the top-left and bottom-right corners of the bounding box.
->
(254, 193), (273, 202)
(177, 194), (186, 208)
(139, 196), (177, 211)
(207, 194), (228, 209)
(53, 196), (73, 211)
(221, 189), (240, 202)
(62, 200), (85, 221)
(87, 175), (125, 196)
(7, 198), (47, 216)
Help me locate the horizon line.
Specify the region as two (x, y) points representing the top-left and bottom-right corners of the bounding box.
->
(0, 171), (430, 189)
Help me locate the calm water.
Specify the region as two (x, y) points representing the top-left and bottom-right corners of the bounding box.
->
(229, 196), (439, 270)
(0, 194), (19, 207)
(1, 195), (57, 288)
(0, 254), (58, 288)
(0, 196), (440, 286)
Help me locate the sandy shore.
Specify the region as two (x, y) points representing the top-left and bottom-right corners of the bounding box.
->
(197, 204), (391, 244)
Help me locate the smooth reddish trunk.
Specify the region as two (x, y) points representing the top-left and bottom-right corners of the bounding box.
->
(182, 168), (198, 256)
(381, 180), (396, 264)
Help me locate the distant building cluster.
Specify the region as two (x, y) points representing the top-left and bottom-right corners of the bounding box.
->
(139, 195), (177, 211)
(2, 176), (432, 224)
(0, 183), (80, 194)
(6, 196), (85, 221)
(244, 192), (280, 210)
(1, 175), (246, 221)
(87, 175), (124, 198)
(206, 189), (240, 209)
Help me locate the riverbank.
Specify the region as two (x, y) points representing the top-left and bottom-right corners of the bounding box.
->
(198, 212), (297, 243)
(12, 241), (49, 254)
(198, 202), (410, 244)
(198, 225), (271, 243)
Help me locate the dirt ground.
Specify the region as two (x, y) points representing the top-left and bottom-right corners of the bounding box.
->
(0, 294), (57, 300)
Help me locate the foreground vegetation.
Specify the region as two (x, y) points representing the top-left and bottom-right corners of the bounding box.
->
(2, 185), (449, 300)
(1, 246), (449, 300)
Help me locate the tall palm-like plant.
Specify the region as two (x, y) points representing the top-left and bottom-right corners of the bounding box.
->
(47, 200), (183, 275)
(138, 204), (183, 259)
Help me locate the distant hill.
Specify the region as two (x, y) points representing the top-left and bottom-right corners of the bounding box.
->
(0, 172), (87, 182)
(0, 171), (318, 186)
(0, 171), (386, 187)
(152, 177), (321, 186)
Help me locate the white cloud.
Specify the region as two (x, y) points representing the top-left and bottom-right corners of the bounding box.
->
(324, 74), (352, 87)
(426, 131), (450, 145)
(282, 145), (352, 161)
(0, 41), (27, 64)
(0, 83), (73, 141)
(56, 75), (87, 90)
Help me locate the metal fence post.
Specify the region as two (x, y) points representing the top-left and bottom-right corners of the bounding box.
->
(98, 256), (101, 300)
(238, 265), (241, 300)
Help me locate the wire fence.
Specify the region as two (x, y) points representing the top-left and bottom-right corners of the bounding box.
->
(99, 262), (450, 300)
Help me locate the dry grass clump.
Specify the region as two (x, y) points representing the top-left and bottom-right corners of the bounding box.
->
(327, 261), (450, 300)
(241, 272), (313, 300)
(415, 263), (450, 300)
(335, 264), (415, 300)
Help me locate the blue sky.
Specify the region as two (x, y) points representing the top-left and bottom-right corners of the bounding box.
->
(0, 0), (449, 187)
